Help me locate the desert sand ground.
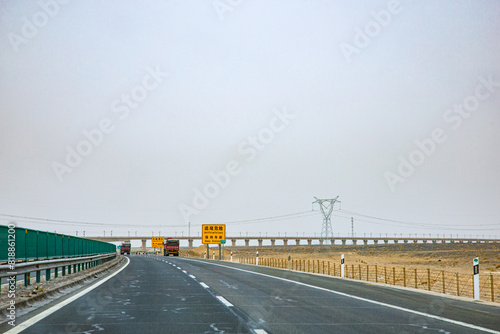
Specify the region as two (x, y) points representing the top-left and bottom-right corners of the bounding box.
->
(184, 242), (500, 275)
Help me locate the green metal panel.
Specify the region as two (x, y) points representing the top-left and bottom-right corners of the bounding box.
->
(0, 225), (8, 262)
(47, 232), (56, 258)
(75, 237), (82, 256)
(37, 231), (48, 260)
(25, 229), (38, 260)
(15, 228), (27, 261)
(83, 239), (88, 255)
(68, 236), (75, 257)
(62, 235), (69, 257)
(55, 234), (63, 257)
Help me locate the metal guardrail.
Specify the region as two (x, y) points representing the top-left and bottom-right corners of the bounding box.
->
(0, 224), (116, 262)
(1, 253), (117, 290)
(0, 253), (117, 279)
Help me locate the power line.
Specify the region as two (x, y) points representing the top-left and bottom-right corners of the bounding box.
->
(332, 213), (500, 230)
(0, 210), (320, 229)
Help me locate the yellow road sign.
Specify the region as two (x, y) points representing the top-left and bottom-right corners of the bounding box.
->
(152, 237), (164, 248)
(202, 224), (226, 244)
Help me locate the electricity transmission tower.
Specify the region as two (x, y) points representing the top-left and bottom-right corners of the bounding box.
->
(313, 196), (340, 243)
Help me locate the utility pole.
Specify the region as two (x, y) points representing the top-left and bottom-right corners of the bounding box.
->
(313, 196), (340, 244)
(351, 217), (354, 237)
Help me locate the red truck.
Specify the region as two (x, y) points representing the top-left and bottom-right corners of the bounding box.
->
(164, 238), (179, 256)
(120, 241), (131, 255)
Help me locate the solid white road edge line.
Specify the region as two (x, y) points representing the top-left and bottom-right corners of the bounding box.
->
(216, 296), (234, 307)
(6, 256), (131, 334)
(182, 259), (500, 334)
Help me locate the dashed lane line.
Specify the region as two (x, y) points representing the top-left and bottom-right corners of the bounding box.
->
(182, 258), (500, 334)
(216, 296), (234, 307)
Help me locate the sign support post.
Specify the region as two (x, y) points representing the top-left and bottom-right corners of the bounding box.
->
(473, 257), (480, 300)
(341, 254), (345, 278)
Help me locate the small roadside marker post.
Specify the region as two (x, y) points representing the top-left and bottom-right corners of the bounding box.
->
(341, 254), (345, 278)
(213, 251), (215, 260)
(473, 257), (480, 300)
(231, 251), (233, 262)
(256, 251), (259, 266)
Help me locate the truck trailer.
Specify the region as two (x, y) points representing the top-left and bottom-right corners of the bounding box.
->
(164, 238), (179, 256)
(120, 241), (131, 255)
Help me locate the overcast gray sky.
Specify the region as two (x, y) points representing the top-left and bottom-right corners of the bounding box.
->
(1, 0), (499, 242)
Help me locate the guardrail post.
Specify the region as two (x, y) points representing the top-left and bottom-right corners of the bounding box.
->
(403, 267), (406, 287)
(427, 268), (431, 291)
(62, 266), (66, 276)
(46, 269), (50, 281)
(36, 270), (41, 283)
(442, 271), (445, 293)
(490, 273), (494, 302)
(24, 273), (30, 286)
(54, 267), (58, 278)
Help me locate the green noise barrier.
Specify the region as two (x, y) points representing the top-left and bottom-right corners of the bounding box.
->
(0, 225), (116, 262)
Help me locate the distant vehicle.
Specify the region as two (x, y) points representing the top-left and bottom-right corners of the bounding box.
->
(120, 241), (131, 255)
(164, 238), (179, 256)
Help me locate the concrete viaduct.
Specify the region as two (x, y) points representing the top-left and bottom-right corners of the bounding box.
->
(90, 236), (499, 251)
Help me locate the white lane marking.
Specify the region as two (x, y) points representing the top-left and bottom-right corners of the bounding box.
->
(6, 257), (131, 334)
(189, 275), (196, 279)
(216, 295), (233, 307)
(254, 330), (268, 334)
(182, 270), (187, 274)
(199, 282), (209, 289)
(182, 259), (500, 334)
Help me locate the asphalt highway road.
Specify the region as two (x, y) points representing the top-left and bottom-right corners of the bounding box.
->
(5, 255), (500, 334)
